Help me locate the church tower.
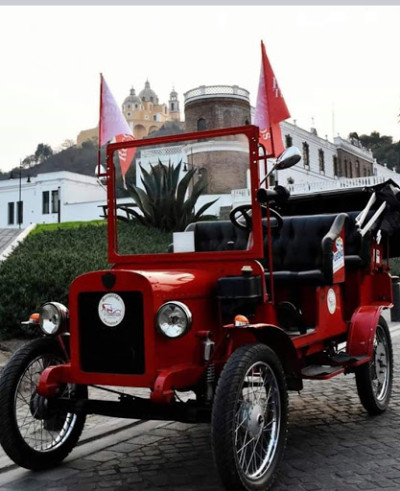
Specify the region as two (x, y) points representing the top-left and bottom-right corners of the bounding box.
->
(168, 87), (181, 122)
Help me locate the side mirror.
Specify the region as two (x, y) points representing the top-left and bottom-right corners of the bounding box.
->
(260, 146), (301, 186)
(275, 146), (302, 170)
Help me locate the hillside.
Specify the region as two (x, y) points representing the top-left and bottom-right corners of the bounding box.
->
(0, 140), (99, 181)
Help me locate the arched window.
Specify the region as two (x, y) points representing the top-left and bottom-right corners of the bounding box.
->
(285, 134), (293, 148)
(197, 118), (206, 131)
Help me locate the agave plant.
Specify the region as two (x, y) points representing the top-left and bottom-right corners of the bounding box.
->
(126, 160), (218, 232)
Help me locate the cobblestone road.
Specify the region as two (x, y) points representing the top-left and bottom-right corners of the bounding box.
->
(1, 325), (400, 490)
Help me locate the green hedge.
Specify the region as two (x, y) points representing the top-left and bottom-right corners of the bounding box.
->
(0, 221), (171, 339)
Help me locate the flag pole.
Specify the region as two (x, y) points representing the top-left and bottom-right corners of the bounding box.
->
(97, 73), (103, 177)
(261, 41), (275, 159)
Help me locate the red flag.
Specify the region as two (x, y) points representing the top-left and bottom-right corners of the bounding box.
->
(99, 74), (136, 185)
(254, 41), (290, 157)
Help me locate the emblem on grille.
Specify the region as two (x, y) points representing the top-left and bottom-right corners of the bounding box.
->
(98, 293), (125, 327)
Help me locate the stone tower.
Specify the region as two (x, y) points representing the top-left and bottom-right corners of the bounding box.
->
(183, 85), (251, 194)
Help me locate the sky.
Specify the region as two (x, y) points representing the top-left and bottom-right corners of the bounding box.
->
(0, 4), (399, 171)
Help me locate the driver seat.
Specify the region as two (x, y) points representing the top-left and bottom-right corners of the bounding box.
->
(184, 221), (249, 251)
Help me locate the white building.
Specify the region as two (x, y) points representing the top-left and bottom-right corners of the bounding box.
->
(1, 171), (106, 229)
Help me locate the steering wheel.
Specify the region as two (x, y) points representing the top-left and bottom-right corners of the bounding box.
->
(229, 204), (283, 232)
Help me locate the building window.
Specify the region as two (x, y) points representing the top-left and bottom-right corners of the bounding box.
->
(197, 118), (206, 131)
(42, 191), (49, 214)
(135, 104), (138, 109)
(127, 104), (131, 109)
(318, 149), (325, 173)
(302, 142), (310, 167)
(17, 201), (23, 225)
(171, 102), (175, 111)
(355, 160), (360, 177)
(333, 156), (338, 176)
(127, 112), (131, 117)
(51, 190), (59, 214)
(153, 115), (157, 121)
(285, 134), (293, 148)
(7, 202), (14, 225)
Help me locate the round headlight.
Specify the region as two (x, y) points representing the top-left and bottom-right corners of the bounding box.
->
(39, 302), (69, 335)
(156, 301), (192, 339)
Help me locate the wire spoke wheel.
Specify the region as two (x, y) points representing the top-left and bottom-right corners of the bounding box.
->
(234, 362), (280, 480)
(355, 316), (393, 415)
(212, 344), (288, 491)
(0, 338), (87, 470)
(370, 325), (390, 401)
(15, 353), (76, 453)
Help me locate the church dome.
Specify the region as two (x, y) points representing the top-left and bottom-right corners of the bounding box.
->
(123, 87), (142, 107)
(139, 80), (159, 104)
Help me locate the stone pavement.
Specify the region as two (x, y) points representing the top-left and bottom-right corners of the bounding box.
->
(0, 318), (400, 490)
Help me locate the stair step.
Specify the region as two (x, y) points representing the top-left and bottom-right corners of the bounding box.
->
(301, 364), (344, 379)
(330, 352), (364, 364)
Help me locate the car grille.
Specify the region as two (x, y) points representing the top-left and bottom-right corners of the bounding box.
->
(78, 291), (145, 374)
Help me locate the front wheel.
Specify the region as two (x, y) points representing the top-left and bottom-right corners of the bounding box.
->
(0, 337), (87, 470)
(212, 343), (288, 491)
(355, 316), (393, 415)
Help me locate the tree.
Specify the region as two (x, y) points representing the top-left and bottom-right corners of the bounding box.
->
(353, 131), (400, 171)
(21, 155), (35, 168)
(61, 139), (76, 150)
(126, 160), (218, 232)
(34, 143), (53, 163)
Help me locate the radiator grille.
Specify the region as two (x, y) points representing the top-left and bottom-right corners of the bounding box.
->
(78, 291), (145, 374)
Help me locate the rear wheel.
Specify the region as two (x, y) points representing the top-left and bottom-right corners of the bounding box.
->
(212, 343), (288, 491)
(0, 337), (87, 470)
(355, 316), (393, 415)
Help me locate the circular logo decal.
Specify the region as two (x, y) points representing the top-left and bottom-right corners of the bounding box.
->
(98, 293), (125, 327)
(327, 288), (336, 315)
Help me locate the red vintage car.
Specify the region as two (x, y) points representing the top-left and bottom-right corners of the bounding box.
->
(0, 125), (396, 491)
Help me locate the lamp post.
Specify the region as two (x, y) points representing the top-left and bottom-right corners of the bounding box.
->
(18, 162), (22, 229)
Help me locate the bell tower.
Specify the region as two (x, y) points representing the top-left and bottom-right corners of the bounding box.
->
(168, 87), (181, 122)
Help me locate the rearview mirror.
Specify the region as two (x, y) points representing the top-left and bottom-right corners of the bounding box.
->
(275, 146), (302, 170)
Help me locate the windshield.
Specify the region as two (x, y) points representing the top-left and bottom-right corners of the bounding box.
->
(106, 125), (263, 264)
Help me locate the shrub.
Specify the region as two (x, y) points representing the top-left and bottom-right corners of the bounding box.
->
(0, 221), (171, 339)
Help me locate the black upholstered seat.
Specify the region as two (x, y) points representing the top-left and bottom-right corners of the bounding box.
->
(344, 212), (371, 270)
(185, 211), (366, 285)
(185, 221), (248, 252)
(262, 214), (348, 285)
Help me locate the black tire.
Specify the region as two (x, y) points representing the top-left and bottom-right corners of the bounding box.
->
(0, 337), (87, 470)
(355, 316), (393, 415)
(212, 343), (288, 491)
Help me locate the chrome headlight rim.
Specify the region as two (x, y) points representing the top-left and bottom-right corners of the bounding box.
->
(156, 301), (192, 339)
(39, 302), (69, 336)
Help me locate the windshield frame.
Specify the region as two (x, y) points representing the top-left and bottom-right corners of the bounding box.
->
(106, 124), (264, 266)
